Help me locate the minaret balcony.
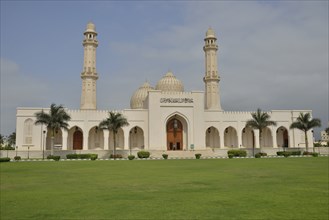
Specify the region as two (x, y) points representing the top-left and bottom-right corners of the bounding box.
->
(203, 45), (218, 51)
(81, 72), (98, 80)
(83, 39), (99, 46)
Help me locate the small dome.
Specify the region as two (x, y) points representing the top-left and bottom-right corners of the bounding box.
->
(206, 27), (216, 38)
(85, 22), (96, 33)
(130, 82), (154, 109)
(155, 71), (184, 92)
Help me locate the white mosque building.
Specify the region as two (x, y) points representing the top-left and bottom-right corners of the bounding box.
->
(15, 22), (314, 156)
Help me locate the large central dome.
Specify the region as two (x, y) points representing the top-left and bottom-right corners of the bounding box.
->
(155, 71), (184, 92)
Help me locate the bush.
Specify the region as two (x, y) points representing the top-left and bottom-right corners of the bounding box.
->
(291, 151), (302, 156)
(66, 154), (98, 160)
(303, 151), (313, 156)
(128, 155), (135, 160)
(47, 155), (60, 161)
(195, 153), (202, 159)
(227, 150), (247, 157)
(90, 154), (98, 160)
(259, 152), (267, 156)
(137, 151), (150, 159)
(312, 152), (319, 157)
(282, 152), (291, 158)
(162, 154), (168, 159)
(14, 156), (21, 161)
(110, 154), (123, 159)
(276, 151), (284, 156)
(255, 153), (261, 158)
(0, 157), (11, 162)
(228, 154), (234, 159)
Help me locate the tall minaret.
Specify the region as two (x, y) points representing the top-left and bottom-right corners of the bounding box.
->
(80, 22), (98, 110)
(203, 28), (222, 110)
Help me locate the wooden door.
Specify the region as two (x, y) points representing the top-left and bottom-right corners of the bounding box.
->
(73, 130), (83, 150)
(167, 119), (183, 150)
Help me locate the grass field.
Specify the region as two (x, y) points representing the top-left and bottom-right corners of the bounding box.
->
(1, 157), (328, 220)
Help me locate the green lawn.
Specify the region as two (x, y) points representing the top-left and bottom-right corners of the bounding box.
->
(1, 157), (328, 220)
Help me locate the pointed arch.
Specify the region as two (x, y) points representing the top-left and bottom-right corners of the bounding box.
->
(129, 126), (144, 150)
(224, 126), (238, 148)
(242, 127), (255, 148)
(206, 126), (220, 148)
(276, 126), (289, 148)
(109, 128), (124, 150)
(46, 127), (63, 150)
(165, 113), (188, 150)
(88, 126), (104, 150)
(68, 126), (83, 150)
(23, 118), (34, 145)
(260, 127), (273, 148)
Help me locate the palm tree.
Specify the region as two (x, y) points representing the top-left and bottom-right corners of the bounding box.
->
(290, 113), (321, 152)
(34, 104), (71, 155)
(246, 108), (277, 156)
(325, 127), (329, 135)
(99, 111), (129, 159)
(7, 132), (16, 147)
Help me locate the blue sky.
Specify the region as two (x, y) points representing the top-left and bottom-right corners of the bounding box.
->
(1, 1), (328, 139)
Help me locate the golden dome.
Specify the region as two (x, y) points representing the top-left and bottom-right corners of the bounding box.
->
(155, 71), (184, 92)
(130, 82), (154, 109)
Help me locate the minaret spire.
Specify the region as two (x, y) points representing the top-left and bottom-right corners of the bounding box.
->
(203, 28), (222, 110)
(80, 22), (99, 110)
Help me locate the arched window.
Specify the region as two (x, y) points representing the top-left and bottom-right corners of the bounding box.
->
(24, 119), (33, 144)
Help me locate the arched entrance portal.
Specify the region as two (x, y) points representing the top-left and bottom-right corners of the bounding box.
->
(167, 118), (183, 150)
(73, 130), (83, 150)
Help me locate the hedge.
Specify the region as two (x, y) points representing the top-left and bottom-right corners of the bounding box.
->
(227, 150), (247, 157)
(47, 155), (60, 161)
(128, 155), (135, 160)
(66, 154), (98, 160)
(137, 151), (150, 159)
(0, 157), (11, 162)
(110, 154), (123, 159)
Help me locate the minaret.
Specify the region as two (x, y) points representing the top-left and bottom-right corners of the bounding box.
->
(80, 22), (98, 110)
(203, 28), (222, 110)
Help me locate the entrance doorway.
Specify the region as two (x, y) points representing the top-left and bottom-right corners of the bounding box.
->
(167, 118), (183, 150)
(73, 130), (83, 150)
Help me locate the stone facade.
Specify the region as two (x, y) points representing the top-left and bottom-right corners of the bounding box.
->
(15, 23), (315, 154)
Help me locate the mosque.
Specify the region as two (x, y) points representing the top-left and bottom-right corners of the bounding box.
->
(15, 22), (314, 155)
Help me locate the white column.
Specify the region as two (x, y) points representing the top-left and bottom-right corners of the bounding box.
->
(83, 130), (89, 150)
(62, 129), (68, 150)
(254, 130), (260, 148)
(237, 130), (242, 148)
(124, 129), (129, 150)
(272, 128), (278, 148)
(220, 130), (225, 149)
(103, 129), (109, 150)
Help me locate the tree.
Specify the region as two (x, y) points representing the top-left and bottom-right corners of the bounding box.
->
(99, 111), (129, 159)
(325, 127), (329, 135)
(7, 132), (16, 147)
(246, 108), (277, 156)
(0, 134), (4, 146)
(34, 104), (71, 155)
(290, 112), (321, 152)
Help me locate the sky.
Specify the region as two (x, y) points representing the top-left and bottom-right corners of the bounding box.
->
(1, 1), (328, 140)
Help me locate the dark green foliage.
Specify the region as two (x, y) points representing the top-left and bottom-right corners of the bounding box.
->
(228, 154), (234, 159)
(137, 151), (150, 159)
(0, 145), (15, 150)
(255, 153), (261, 158)
(162, 154), (168, 159)
(14, 156), (21, 161)
(195, 153), (202, 159)
(47, 155), (60, 161)
(282, 152), (291, 158)
(128, 155), (135, 160)
(291, 151), (301, 155)
(90, 154), (98, 160)
(227, 150), (247, 157)
(0, 157), (10, 162)
(312, 152), (319, 157)
(66, 154), (98, 160)
(110, 154), (123, 159)
(303, 152), (319, 157)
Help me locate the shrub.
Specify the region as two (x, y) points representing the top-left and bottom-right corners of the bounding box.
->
(195, 153), (202, 159)
(227, 150), (247, 157)
(90, 154), (98, 160)
(276, 151), (284, 156)
(303, 151), (313, 156)
(14, 156), (21, 161)
(137, 151), (150, 159)
(162, 154), (168, 159)
(128, 155), (135, 160)
(312, 152), (319, 157)
(291, 151), (301, 156)
(0, 157), (11, 162)
(282, 152), (291, 158)
(66, 154), (98, 160)
(255, 153), (261, 158)
(110, 154), (123, 159)
(228, 154), (234, 159)
(259, 152), (267, 156)
(47, 155), (60, 161)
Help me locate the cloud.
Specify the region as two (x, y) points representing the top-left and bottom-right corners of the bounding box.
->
(0, 58), (49, 135)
